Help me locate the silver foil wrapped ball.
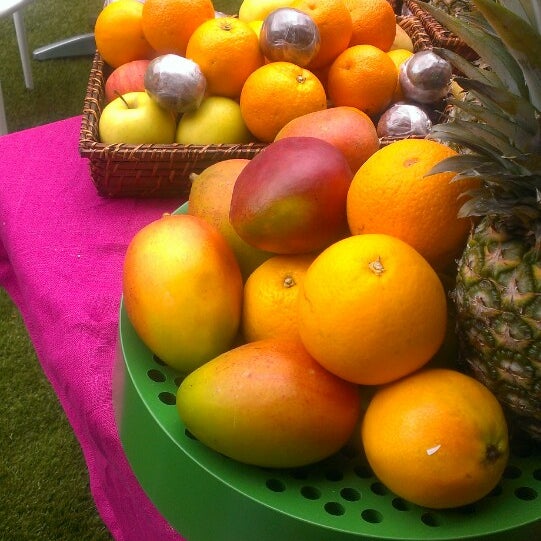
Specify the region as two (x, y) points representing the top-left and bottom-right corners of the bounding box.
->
(399, 50), (452, 104)
(377, 102), (433, 138)
(259, 8), (320, 67)
(144, 54), (207, 113)
(406, 50), (453, 90)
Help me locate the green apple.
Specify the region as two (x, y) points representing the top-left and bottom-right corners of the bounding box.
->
(390, 23), (414, 52)
(99, 91), (177, 144)
(238, 0), (295, 22)
(176, 96), (254, 145)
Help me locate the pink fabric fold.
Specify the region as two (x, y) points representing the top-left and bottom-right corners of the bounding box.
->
(0, 117), (185, 541)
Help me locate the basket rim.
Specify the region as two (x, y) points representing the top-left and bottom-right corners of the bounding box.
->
(79, 14), (435, 158)
(78, 13), (444, 197)
(78, 53), (268, 159)
(402, 0), (479, 60)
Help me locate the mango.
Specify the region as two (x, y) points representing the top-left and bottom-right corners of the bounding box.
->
(229, 137), (353, 255)
(188, 159), (274, 281)
(122, 213), (243, 373)
(176, 338), (361, 468)
(275, 106), (380, 174)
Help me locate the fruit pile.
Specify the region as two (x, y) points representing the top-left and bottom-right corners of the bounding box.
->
(94, 0), (453, 148)
(122, 131), (510, 511)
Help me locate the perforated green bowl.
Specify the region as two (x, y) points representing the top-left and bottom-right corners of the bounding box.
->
(114, 298), (541, 541)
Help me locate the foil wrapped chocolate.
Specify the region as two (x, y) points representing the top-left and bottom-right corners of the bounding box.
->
(144, 54), (207, 113)
(399, 50), (452, 104)
(259, 8), (320, 67)
(377, 102), (433, 138)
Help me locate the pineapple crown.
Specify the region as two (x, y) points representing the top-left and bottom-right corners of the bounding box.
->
(423, 0), (541, 243)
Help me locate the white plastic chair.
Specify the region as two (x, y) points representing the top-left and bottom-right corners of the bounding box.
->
(32, 33), (96, 60)
(0, 81), (7, 136)
(0, 0), (35, 135)
(31, 0), (100, 61)
(0, 0), (34, 89)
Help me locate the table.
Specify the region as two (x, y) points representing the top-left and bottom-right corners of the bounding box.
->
(0, 116), (185, 541)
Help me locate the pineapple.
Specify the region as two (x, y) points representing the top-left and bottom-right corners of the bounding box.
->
(422, 0), (541, 441)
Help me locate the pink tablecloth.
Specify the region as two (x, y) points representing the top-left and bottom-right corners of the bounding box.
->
(0, 117), (185, 541)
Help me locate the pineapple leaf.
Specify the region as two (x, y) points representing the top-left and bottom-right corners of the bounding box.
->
(432, 162), (533, 184)
(453, 77), (540, 135)
(446, 97), (539, 151)
(420, 2), (528, 97)
(429, 122), (527, 173)
(426, 154), (498, 175)
(456, 194), (540, 220)
(433, 47), (499, 86)
(497, 0), (540, 30)
(432, 117), (526, 157)
(428, 122), (493, 153)
(458, 11), (496, 37)
(474, 0), (541, 111)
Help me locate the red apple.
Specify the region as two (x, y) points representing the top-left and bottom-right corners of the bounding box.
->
(104, 59), (151, 103)
(229, 137), (353, 254)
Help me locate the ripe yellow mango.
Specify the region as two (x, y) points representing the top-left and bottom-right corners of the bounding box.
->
(176, 339), (361, 468)
(188, 159), (274, 281)
(122, 213), (243, 373)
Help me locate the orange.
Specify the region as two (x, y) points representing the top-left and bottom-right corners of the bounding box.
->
(94, 0), (156, 69)
(297, 233), (447, 385)
(239, 62), (327, 142)
(387, 48), (414, 102)
(242, 254), (315, 342)
(327, 44), (398, 117)
(344, 0), (397, 51)
(291, 0), (353, 70)
(141, 0), (215, 56)
(311, 62), (332, 91)
(186, 17), (264, 99)
(361, 368), (509, 508)
(346, 138), (478, 272)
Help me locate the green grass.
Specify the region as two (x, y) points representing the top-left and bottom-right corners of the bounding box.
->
(1, 1), (112, 539)
(1, 0), (102, 133)
(0, 0), (242, 133)
(0, 290), (111, 541)
(0, 1), (242, 539)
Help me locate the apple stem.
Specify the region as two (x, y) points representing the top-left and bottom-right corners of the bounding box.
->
(115, 91), (131, 109)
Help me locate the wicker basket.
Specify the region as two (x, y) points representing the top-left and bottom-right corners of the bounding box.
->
(395, 14), (432, 52)
(79, 16), (434, 199)
(78, 56), (266, 199)
(403, 0), (478, 61)
(388, 0), (407, 13)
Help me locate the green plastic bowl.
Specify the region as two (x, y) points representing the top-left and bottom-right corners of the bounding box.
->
(114, 205), (541, 541)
